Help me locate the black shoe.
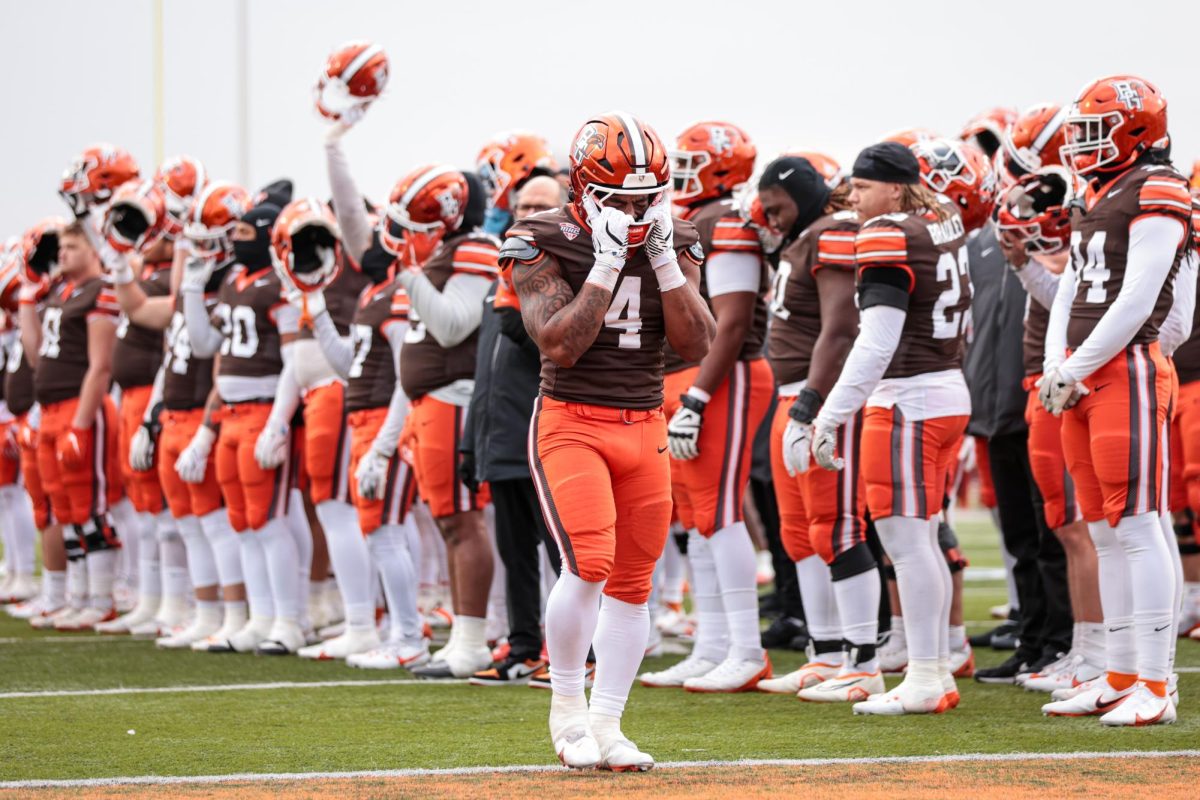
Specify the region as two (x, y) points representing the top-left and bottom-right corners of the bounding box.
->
(974, 653), (1028, 684)
(467, 655), (546, 686)
(786, 631), (812, 651)
(968, 620), (1016, 649)
(762, 616), (807, 649)
(759, 592), (782, 615)
(990, 624), (1020, 651)
(1020, 651), (1063, 681)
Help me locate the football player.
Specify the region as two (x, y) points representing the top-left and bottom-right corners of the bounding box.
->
(1039, 75), (1191, 726)
(753, 155), (881, 702)
(638, 121), (772, 693)
(377, 164), (499, 680)
(503, 112), (714, 770)
(181, 188), (306, 654)
(19, 220), (124, 630)
(477, 131), (558, 236)
(811, 141), (972, 715)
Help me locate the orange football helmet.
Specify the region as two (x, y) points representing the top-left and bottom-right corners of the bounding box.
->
(314, 40), (390, 121)
(59, 144), (140, 217)
(1060, 75), (1169, 176)
(103, 180), (168, 254)
(184, 181), (250, 262)
(155, 155), (208, 239)
(994, 168), (1078, 255)
(670, 121), (756, 206)
(0, 237), (22, 312)
(881, 128), (940, 148)
(569, 111), (670, 246)
(960, 107), (1018, 156)
(477, 131), (557, 212)
(381, 165), (469, 267)
(913, 138), (998, 232)
(271, 198), (343, 292)
(783, 149), (845, 189)
(21, 217), (67, 283)
(1187, 159), (1200, 198)
(734, 188), (783, 254)
(1000, 103), (1070, 181)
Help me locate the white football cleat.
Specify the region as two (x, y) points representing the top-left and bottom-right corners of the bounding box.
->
(549, 694), (600, 770)
(56, 607), (116, 631)
(28, 605), (74, 628)
(1, 574), (38, 604)
(7, 597), (59, 620)
(298, 627), (382, 660)
(878, 635), (908, 674)
(593, 717), (654, 773)
(683, 654), (771, 693)
(654, 606), (694, 638)
(156, 612), (222, 649)
(95, 597), (160, 634)
(256, 619), (306, 655)
(852, 677), (950, 716)
(639, 654), (719, 688)
(412, 645), (492, 678)
(346, 640), (431, 670)
(948, 643), (974, 678)
(798, 670), (884, 702)
(644, 624), (663, 658)
(757, 658), (841, 694)
(1099, 683), (1176, 726)
(1042, 677), (1134, 716)
(226, 616), (275, 653)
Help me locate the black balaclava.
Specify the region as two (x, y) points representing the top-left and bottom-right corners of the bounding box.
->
(758, 156), (831, 243)
(256, 178), (293, 209)
(360, 230), (393, 284)
(234, 202), (281, 270)
(461, 171), (487, 232)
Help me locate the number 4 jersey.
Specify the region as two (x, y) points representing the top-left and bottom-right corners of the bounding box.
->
(500, 205), (704, 410)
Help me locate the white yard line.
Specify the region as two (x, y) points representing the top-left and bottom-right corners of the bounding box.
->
(3, 749), (1197, 789)
(0, 635), (144, 645)
(0, 678), (464, 699)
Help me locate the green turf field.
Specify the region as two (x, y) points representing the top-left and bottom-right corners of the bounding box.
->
(1, 513), (1197, 784)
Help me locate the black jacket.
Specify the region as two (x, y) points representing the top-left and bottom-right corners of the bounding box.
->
(461, 282), (542, 482)
(964, 225), (1029, 438)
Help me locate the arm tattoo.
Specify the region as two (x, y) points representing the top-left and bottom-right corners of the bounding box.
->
(512, 257), (573, 333)
(511, 256), (612, 364)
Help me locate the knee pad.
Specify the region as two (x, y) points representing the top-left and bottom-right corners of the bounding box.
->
(938, 521), (968, 572)
(830, 542), (878, 581)
(81, 517), (120, 553)
(672, 530), (689, 556)
(63, 527), (87, 562)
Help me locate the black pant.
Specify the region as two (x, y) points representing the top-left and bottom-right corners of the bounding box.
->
(987, 431), (1073, 661)
(490, 478), (561, 659)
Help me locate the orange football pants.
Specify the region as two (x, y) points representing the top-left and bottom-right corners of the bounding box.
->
(408, 395), (487, 518)
(861, 406), (967, 520)
(1170, 379), (1200, 525)
(303, 382), (352, 505)
(118, 384), (165, 514)
(36, 395), (121, 525)
(347, 406), (417, 534)
(214, 402), (292, 533)
(529, 396), (672, 604)
(663, 359), (772, 538)
(157, 408), (223, 519)
(17, 413), (50, 529)
(974, 435), (997, 509)
(1061, 343), (1172, 527)
(1023, 380), (1082, 530)
(0, 421), (19, 487)
(770, 396), (867, 563)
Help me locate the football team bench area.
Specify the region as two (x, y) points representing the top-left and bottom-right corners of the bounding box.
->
(2, 516), (1197, 799)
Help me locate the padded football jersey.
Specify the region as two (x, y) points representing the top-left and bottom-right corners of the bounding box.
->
(4, 334), (35, 417)
(162, 291), (216, 411)
(34, 275), (119, 405)
(213, 266), (288, 384)
(1022, 295), (1051, 377)
(347, 279), (410, 412)
(113, 261), (172, 390)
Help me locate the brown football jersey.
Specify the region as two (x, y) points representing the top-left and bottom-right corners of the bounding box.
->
(34, 276), (120, 406)
(500, 205), (704, 409)
(347, 280), (410, 412)
(212, 266), (289, 383)
(855, 204), (971, 379)
(1066, 164), (1192, 349)
(4, 335), (35, 417)
(664, 197), (768, 373)
(162, 292), (216, 411)
(767, 210), (861, 385)
(1023, 295), (1051, 377)
(300, 261), (373, 341)
(113, 261), (172, 390)
(398, 231), (499, 399)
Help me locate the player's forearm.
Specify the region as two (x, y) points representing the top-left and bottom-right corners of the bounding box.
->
(142, 365), (166, 424)
(183, 290), (223, 357)
(200, 383), (222, 430)
(1042, 261), (1077, 374)
(806, 320), (858, 399)
(397, 272), (487, 347)
(325, 138), (374, 261)
(116, 282), (173, 330)
(71, 367), (111, 428)
(18, 305), (40, 370)
(815, 305), (904, 428)
(311, 311), (354, 377)
(662, 283), (715, 365)
(691, 314), (749, 395)
(1159, 251), (1198, 357)
(1012, 256), (1060, 310)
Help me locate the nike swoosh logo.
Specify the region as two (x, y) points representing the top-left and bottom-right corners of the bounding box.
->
(778, 169), (795, 180)
(657, 446), (668, 454)
(1095, 696), (1125, 712)
(1108, 625), (1130, 632)
(1091, 383), (1109, 393)
(1154, 624), (1170, 632)
(1109, 188), (1123, 197)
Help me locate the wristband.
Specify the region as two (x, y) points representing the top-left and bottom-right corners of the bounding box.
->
(109, 260), (135, 286)
(585, 258), (623, 292)
(788, 387), (824, 424)
(652, 256), (686, 292)
(679, 393), (707, 415)
(686, 386), (712, 404)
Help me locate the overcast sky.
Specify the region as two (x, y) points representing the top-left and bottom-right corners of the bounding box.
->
(3, 0), (1198, 235)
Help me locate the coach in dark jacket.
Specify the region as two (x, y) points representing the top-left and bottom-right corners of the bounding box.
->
(460, 176), (565, 682)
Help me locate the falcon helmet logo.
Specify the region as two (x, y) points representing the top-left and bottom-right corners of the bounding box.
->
(1111, 80), (1144, 111)
(559, 222), (580, 241)
(708, 125), (734, 154)
(572, 124), (606, 165)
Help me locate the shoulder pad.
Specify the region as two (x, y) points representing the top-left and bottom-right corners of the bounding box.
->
(832, 210), (859, 221)
(498, 235), (542, 264)
(465, 231), (502, 248)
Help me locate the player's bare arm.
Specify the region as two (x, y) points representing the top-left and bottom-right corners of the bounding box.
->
(690, 288), (753, 394)
(511, 255), (611, 368)
(71, 317), (116, 428)
(806, 267), (859, 395)
(661, 256), (715, 364)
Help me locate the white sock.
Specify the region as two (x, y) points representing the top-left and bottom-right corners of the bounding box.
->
(687, 530), (729, 662)
(1088, 520), (1136, 676)
(931, 520), (953, 663)
(833, 567), (880, 661)
(589, 595), (650, 718)
(157, 526), (190, 605)
(876, 515), (944, 662)
(889, 615), (906, 648)
(0, 485), (37, 574)
(1078, 621), (1105, 666)
(237, 529), (275, 619)
(545, 570), (604, 696)
(287, 489), (313, 628)
(256, 518), (300, 623)
(85, 549), (117, 610)
(200, 509), (243, 587)
(130, 511), (160, 600)
(65, 553), (88, 608)
(662, 525), (686, 606)
(949, 624), (967, 652)
(796, 555), (841, 652)
(44, 570), (67, 607)
(177, 515), (218, 590)
(223, 600), (248, 630)
(367, 523), (421, 642)
(317, 500), (375, 630)
(1114, 511), (1175, 682)
(1160, 511), (1184, 671)
(455, 614), (487, 652)
(708, 521), (763, 661)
